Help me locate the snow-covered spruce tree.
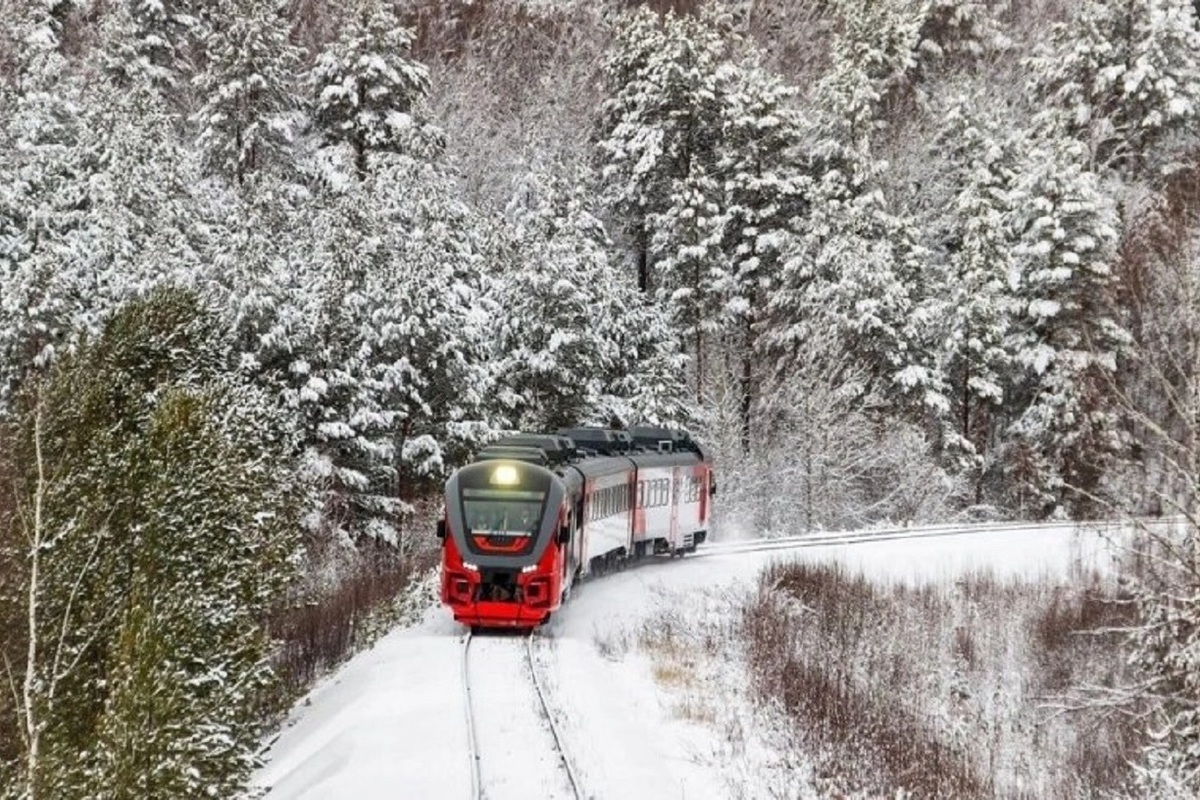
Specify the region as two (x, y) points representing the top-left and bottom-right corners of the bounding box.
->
(1003, 126), (1127, 517)
(711, 57), (808, 451)
(908, 0), (1004, 86)
(301, 185), (399, 541)
(370, 158), (501, 493)
(595, 4), (728, 297)
(925, 88), (1020, 504)
(820, 0), (922, 137)
(496, 169), (690, 433)
(219, 156), (503, 545)
(307, 0), (438, 178)
(193, 0), (301, 184)
(214, 177), (391, 543)
(0, 13), (90, 409)
(496, 177), (622, 432)
(99, 0), (205, 95)
(764, 0), (943, 417)
(597, 290), (693, 429)
(1027, 0), (1200, 176)
(4, 288), (302, 798)
(0, 21), (204, 415)
(766, 146), (937, 419)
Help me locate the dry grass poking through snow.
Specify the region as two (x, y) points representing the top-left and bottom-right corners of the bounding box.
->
(744, 561), (1143, 798)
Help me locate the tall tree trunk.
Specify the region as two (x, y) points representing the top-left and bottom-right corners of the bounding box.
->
(355, 83), (368, 179)
(740, 313), (753, 454)
(637, 221), (649, 293)
(22, 392), (45, 799)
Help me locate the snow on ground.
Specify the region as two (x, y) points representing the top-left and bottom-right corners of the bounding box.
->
(251, 522), (1125, 800)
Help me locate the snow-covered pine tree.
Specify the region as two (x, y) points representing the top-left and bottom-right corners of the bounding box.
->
(214, 174), (401, 545)
(595, 289), (692, 429)
(496, 175), (619, 431)
(0, 10), (91, 409)
(243, 156), (503, 544)
(372, 158), (501, 506)
(497, 163), (692, 432)
(910, 0), (1004, 82)
(193, 0), (301, 184)
(1027, 0), (1200, 175)
(308, 0), (437, 178)
(0, 49), (204, 416)
(303, 184), (399, 541)
(1004, 126), (1128, 516)
(819, 0), (922, 139)
(0, 14), (196, 409)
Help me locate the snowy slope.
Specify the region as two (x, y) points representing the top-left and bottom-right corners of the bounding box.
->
(251, 522), (1124, 799)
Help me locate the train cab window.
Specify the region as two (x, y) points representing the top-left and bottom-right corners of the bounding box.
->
(461, 488), (544, 556)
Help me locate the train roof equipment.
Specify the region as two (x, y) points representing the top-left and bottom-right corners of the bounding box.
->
(472, 445), (550, 466)
(557, 427), (633, 455)
(628, 425), (704, 455)
(490, 433), (579, 466)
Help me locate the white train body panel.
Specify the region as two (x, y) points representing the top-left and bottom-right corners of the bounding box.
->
(581, 470), (632, 568)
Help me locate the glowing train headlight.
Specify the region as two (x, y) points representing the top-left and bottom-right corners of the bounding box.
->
(521, 564), (537, 573)
(462, 562), (478, 571)
(490, 464), (520, 486)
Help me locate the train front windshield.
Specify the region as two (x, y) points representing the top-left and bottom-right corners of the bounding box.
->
(461, 488), (546, 556)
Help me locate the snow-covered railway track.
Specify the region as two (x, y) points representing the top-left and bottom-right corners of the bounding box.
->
(525, 633), (586, 800)
(461, 630), (584, 800)
(461, 632), (483, 800)
(693, 519), (1100, 559)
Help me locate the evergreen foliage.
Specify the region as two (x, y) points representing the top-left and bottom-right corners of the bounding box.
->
(2, 289), (302, 798)
(1027, 0), (1200, 174)
(925, 89), (1018, 498)
(308, 0), (438, 177)
(497, 173), (691, 431)
(595, 5), (729, 297)
(1005, 128), (1127, 515)
(193, 0), (300, 183)
(101, 0), (204, 92)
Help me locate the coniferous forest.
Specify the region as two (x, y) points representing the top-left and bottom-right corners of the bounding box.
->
(1, 0), (1200, 796)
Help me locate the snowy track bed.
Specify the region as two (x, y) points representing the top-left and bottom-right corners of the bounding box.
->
(255, 521), (1134, 799)
(462, 632), (583, 800)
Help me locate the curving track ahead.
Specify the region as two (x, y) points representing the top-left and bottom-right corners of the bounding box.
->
(690, 519), (1107, 559)
(461, 630), (586, 800)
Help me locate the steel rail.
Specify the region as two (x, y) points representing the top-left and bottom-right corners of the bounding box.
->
(691, 519), (1111, 559)
(460, 630), (482, 800)
(525, 633), (586, 800)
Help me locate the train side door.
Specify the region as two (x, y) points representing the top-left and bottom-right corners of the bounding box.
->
(569, 495), (584, 579)
(669, 466), (680, 548)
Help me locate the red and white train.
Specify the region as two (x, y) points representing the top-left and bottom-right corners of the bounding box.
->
(437, 426), (716, 631)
